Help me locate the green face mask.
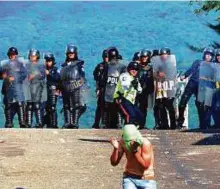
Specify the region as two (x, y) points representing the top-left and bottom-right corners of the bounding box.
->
(122, 124), (143, 152)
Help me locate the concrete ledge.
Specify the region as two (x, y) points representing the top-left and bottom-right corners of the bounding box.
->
(0, 129), (220, 189)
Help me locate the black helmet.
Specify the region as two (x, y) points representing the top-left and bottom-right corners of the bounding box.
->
(28, 49), (40, 60)
(118, 54), (123, 60)
(203, 47), (215, 61)
(215, 49), (220, 62)
(44, 52), (55, 63)
(66, 44), (78, 54)
(159, 47), (171, 55)
(152, 49), (159, 57)
(107, 47), (119, 61)
(102, 49), (108, 59)
(132, 52), (140, 61)
(140, 49), (152, 57)
(127, 61), (139, 72)
(7, 47), (18, 57)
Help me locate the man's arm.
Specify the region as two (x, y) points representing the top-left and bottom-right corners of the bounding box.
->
(133, 140), (153, 169)
(183, 60), (199, 78)
(110, 139), (124, 166)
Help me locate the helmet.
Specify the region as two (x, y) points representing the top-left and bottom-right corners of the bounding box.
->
(102, 49), (108, 59)
(152, 49), (159, 57)
(140, 49), (152, 57)
(28, 49), (40, 60)
(132, 52), (140, 61)
(127, 61), (140, 72)
(66, 44), (78, 54)
(203, 47), (215, 61)
(159, 47), (171, 55)
(107, 47), (119, 61)
(44, 52), (55, 63)
(215, 49), (220, 62)
(7, 47), (18, 57)
(118, 54), (123, 60)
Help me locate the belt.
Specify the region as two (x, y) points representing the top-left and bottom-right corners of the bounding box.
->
(123, 172), (155, 180)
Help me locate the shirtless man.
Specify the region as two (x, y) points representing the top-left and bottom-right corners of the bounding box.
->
(110, 124), (157, 189)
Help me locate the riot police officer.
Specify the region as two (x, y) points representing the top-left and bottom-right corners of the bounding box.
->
(101, 47), (126, 128)
(0, 47), (27, 128)
(44, 52), (60, 128)
(60, 44), (87, 129)
(136, 49), (154, 129)
(92, 49), (108, 129)
(114, 61), (144, 126)
(152, 48), (177, 130)
(178, 47), (215, 129)
(26, 49), (47, 128)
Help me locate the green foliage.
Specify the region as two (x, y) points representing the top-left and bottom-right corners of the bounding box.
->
(194, 1), (220, 15)
(187, 1), (220, 51)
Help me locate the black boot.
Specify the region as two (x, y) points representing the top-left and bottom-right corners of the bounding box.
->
(26, 102), (33, 128)
(116, 112), (123, 129)
(92, 104), (101, 129)
(34, 103), (43, 128)
(4, 103), (13, 128)
(63, 104), (72, 129)
(17, 102), (26, 128)
(71, 108), (80, 129)
(50, 106), (58, 128)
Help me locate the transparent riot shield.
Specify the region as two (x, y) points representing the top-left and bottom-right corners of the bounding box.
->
(105, 61), (126, 102)
(198, 61), (215, 107)
(25, 60), (47, 102)
(0, 58), (27, 103)
(152, 54), (177, 99)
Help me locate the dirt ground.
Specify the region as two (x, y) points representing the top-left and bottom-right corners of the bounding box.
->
(0, 129), (220, 189)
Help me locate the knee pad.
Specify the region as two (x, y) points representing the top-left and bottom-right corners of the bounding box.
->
(27, 103), (33, 111)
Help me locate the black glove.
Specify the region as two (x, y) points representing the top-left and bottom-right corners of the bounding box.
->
(131, 79), (138, 90)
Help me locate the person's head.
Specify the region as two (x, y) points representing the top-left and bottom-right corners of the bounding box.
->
(159, 47), (171, 61)
(203, 47), (215, 62)
(127, 61), (139, 77)
(7, 47), (18, 60)
(215, 49), (220, 63)
(44, 52), (55, 68)
(107, 47), (119, 62)
(28, 49), (40, 62)
(65, 44), (78, 61)
(102, 49), (109, 63)
(139, 49), (152, 65)
(122, 124), (143, 152)
(132, 52), (140, 62)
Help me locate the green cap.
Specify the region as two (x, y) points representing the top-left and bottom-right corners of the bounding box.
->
(122, 124), (143, 152)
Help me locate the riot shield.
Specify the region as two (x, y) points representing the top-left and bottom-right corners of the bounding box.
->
(198, 61), (215, 107)
(0, 58), (27, 103)
(152, 55), (177, 99)
(213, 63), (220, 110)
(25, 60), (47, 102)
(104, 61), (126, 102)
(60, 63), (84, 93)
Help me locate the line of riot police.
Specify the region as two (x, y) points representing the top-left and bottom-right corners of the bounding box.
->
(92, 47), (220, 129)
(1, 45), (220, 129)
(0, 44), (88, 129)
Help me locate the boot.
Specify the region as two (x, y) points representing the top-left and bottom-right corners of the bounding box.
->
(34, 103), (43, 128)
(17, 102), (27, 128)
(116, 112), (123, 129)
(72, 108), (80, 129)
(26, 102), (33, 128)
(4, 103), (13, 128)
